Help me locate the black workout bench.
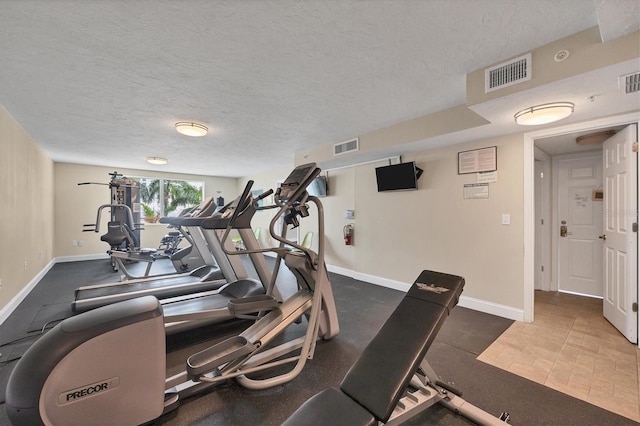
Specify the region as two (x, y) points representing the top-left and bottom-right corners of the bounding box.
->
(282, 270), (509, 425)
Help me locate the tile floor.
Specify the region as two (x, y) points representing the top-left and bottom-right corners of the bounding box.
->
(478, 291), (640, 422)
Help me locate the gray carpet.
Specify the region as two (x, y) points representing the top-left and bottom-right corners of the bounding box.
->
(0, 259), (635, 425)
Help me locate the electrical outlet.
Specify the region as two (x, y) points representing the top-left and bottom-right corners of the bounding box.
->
(72, 240), (78, 246)
(78, 240), (84, 246)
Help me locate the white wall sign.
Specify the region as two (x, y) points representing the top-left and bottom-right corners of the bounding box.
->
(463, 183), (489, 199)
(477, 170), (498, 183)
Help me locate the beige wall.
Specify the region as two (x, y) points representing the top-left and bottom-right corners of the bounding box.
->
(242, 133), (524, 311)
(351, 134), (523, 308)
(54, 163), (238, 258)
(0, 105), (55, 308)
(317, 167), (357, 270)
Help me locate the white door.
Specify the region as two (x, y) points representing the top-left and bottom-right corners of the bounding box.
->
(557, 156), (603, 297)
(603, 124), (638, 343)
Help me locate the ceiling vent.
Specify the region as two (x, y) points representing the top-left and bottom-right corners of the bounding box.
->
(334, 138), (359, 156)
(485, 53), (532, 93)
(619, 71), (640, 94)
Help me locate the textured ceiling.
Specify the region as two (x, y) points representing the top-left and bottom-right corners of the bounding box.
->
(0, 0), (633, 177)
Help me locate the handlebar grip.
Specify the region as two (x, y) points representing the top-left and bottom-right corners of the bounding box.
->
(254, 189), (274, 202)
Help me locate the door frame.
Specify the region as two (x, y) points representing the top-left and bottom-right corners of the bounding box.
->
(534, 148), (553, 292)
(523, 112), (640, 348)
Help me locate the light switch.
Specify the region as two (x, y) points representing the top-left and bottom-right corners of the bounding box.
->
(502, 214), (511, 225)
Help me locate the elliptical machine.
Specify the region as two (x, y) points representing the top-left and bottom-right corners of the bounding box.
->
(6, 163), (339, 425)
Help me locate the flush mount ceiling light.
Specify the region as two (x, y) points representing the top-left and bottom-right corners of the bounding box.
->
(146, 156), (168, 165)
(514, 102), (574, 126)
(175, 122), (208, 137)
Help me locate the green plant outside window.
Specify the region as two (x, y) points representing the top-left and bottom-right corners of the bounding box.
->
(134, 177), (203, 219)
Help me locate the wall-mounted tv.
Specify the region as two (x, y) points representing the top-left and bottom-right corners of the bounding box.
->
(375, 162), (423, 192)
(308, 176), (328, 197)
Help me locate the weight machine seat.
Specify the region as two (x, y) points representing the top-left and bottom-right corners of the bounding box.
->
(101, 221), (129, 247)
(282, 270), (464, 426)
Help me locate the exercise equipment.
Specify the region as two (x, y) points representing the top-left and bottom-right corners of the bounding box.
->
(157, 197), (219, 273)
(80, 172), (144, 269)
(84, 203), (158, 277)
(110, 197), (220, 281)
(157, 229), (183, 257)
(81, 171), (214, 278)
(282, 270), (510, 426)
(157, 188), (282, 334)
(6, 162), (338, 425)
(86, 197), (218, 280)
(72, 191), (269, 317)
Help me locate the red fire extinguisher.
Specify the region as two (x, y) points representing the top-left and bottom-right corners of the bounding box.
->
(343, 224), (354, 245)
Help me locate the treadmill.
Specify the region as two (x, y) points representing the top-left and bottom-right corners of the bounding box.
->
(109, 198), (220, 280)
(71, 194), (263, 313)
(160, 166), (316, 334)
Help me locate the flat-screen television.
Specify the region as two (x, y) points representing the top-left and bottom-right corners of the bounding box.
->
(308, 176), (328, 197)
(375, 162), (422, 192)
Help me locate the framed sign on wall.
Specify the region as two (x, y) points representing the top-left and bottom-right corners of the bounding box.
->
(458, 146), (497, 174)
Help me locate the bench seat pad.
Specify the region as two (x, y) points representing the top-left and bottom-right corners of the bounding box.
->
(281, 388), (376, 426)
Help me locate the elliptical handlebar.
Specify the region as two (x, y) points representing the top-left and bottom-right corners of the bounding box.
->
(253, 188), (274, 205)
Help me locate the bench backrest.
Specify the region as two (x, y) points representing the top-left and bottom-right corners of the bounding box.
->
(340, 270), (464, 422)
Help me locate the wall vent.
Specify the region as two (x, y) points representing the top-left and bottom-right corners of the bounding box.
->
(485, 53), (532, 93)
(334, 138), (359, 156)
(619, 72), (640, 94)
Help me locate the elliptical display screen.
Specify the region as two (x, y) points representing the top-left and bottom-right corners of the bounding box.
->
(279, 163), (318, 201)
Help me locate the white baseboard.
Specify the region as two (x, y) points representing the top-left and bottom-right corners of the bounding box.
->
(55, 253), (109, 263)
(326, 265), (411, 291)
(0, 259), (56, 325)
(351, 271), (412, 292)
(0, 254), (109, 326)
(327, 264), (523, 321)
(457, 295), (524, 322)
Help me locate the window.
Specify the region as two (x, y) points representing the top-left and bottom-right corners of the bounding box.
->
(135, 177), (204, 221)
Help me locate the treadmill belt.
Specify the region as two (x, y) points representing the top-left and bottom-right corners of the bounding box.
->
(73, 277), (226, 313)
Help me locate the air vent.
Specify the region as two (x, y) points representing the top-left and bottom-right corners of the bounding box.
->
(485, 53), (532, 93)
(619, 72), (640, 94)
(334, 138), (359, 156)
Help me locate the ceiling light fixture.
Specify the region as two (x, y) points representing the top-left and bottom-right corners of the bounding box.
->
(514, 102), (574, 126)
(147, 156), (168, 165)
(175, 122), (208, 137)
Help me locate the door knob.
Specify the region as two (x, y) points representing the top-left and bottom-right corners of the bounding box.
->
(598, 234), (607, 240)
